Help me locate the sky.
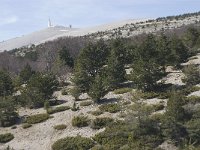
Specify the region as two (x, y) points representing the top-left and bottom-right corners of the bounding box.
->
(0, 0), (199, 41)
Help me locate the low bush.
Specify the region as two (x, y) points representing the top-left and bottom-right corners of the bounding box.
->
(157, 92), (170, 99)
(113, 88), (132, 94)
(47, 106), (70, 114)
(153, 104), (165, 111)
(151, 113), (165, 122)
(99, 104), (121, 113)
(26, 113), (49, 124)
(0, 133), (14, 143)
(130, 103), (155, 114)
(93, 122), (129, 150)
(91, 117), (114, 129)
(71, 102), (79, 111)
(186, 96), (200, 104)
(72, 116), (90, 127)
(91, 145), (104, 150)
(61, 89), (68, 95)
(80, 101), (93, 106)
(22, 123), (32, 129)
(180, 86), (200, 96)
(54, 124), (67, 130)
(89, 110), (103, 116)
(52, 136), (94, 150)
(141, 92), (159, 99)
(122, 101), (131, 105)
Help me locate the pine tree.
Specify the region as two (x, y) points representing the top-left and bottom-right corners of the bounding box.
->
(0, 96), (18, 127)
(131, 59), (164, 91)
(0, 70), (13, 97)
(73, 39), (109, 92)
(182, 64), (200, 86)
(106, 38), (126, 89)
(19, 64), (35, 83)
(59, 46), (74, 68)
(157, 33), (171, 68)
(89, 74), (107, 103)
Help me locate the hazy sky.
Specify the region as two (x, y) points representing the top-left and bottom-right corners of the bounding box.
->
(0, 0), (199, 41)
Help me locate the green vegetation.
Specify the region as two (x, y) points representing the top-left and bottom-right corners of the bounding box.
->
(0, 96), (18, 127)
(69, 87), (81, 101)
(54, 124), (67, 130)
(180, 86), (200, 96)
(47, 106), (70, 114)
(20, 73), (59, 108)
(0, 133), (14, 143)
(61, 89), (68, 95)
(19, 64), (35, 84)
(90, 117), (114, 129)
(71, 102), (79, 111)
(22, 123), (32, 129)
(93, 120), (162, 150)
(59, 46), (74, 68)
(72, 116), (90, 127)
(24, 51), (38, 61)
(26, 113), (49, 124)
(73, 39), (127, 102)
(141, 91), (160, 99)
(89, 110), (103, 116)
(99, 103), (121, 113)
(80, 101), (93, 106)
(2, 22), (200, 149)
(0, 70), (13, 96)
(185, 96), (200, 104)
(153, 103), (165, 111)
(183, 64), (200, 86)
(52, 136), (94, 150)
(113, 88), (132, 94)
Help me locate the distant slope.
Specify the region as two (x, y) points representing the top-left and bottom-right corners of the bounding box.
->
(0, 26), (77, 52)
(1, 11), (200, 52)
(0, 19), (146, 52)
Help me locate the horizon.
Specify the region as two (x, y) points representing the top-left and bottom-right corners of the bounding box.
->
(0, 0), (200, 41)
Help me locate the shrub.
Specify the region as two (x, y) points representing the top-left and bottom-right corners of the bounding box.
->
(71, 102), (79, 111)
(90, 117), (114, 129)
(44, 100), (50, 110)
(93, 124), (129, 150)
(80, 101), (93, 106)
(122, 101), (131, 105)
(22, 123), (32, 129)
(72, 116), (90, 127)
(180, 86), (200, 96)
(141, 92), (159, 99)
(47, 106), (70, 114)
(70, 87), (81, 101)
(186, 96), (200, 104)
(0, 133), (14, 143)
(26, 113), (49, 124)
(52, 136), (94, 150)
(113, 88), (132, 94)
(99, 104), (121, 113)
(54, 124), (67, 130)
(61, 89), (68, 95)
(151, 114), (165, 122)
(91, 145), (104, 150)
(89, 110), (103, 116)
(153, 104), (165, 111)
(182, 65), (200, 86)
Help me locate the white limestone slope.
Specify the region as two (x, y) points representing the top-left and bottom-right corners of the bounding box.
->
(1, 13), (200, 52)
(0, 26), (77, 52)
(0, 19), (146, 52)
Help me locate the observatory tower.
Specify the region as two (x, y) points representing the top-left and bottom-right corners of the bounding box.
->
(48, 18), (53, 27)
